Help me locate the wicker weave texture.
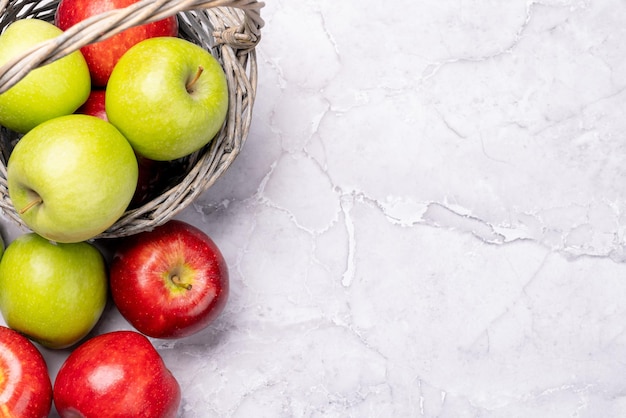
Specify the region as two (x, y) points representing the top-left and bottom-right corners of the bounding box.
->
(0, 0), (264, 239)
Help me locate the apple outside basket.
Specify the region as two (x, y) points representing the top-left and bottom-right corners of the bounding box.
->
(0, 0), (264, 239)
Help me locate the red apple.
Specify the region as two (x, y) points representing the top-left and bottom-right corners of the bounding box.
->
(110, 219), (229, 338)
(76, 89), (108, 121)
(0, 325), (52, 417)
(53, 330), (181, 417)
(54, 0), (179, 86)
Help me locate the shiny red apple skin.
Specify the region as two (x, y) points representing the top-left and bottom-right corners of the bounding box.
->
(0, 325), (52, 417)
(76, 89), (108, 121)
(54, 0), (178, 86)
(110, 219), (229, 339)
(53, 330), (181, 418)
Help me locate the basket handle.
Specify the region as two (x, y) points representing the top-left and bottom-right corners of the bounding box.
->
(0, 0), (264, 94)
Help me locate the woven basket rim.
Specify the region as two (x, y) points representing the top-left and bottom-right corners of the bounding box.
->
(0, 0), (264, 240)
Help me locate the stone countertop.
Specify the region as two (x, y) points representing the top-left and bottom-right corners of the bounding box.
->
(5, 0), (626, 416)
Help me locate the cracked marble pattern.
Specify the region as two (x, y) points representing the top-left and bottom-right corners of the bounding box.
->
(3, 0), (626, 416)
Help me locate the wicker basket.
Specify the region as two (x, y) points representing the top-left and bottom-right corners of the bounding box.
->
(0, 0), (264, 239)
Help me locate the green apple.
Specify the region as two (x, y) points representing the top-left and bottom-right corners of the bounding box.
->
(0, 18), (91, 133)
(0, 233), (108, 349)
(7, 114), (138, 243)
(106, 36), (228, 161)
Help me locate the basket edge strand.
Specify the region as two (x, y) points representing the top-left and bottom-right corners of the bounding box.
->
(0, 0), (265, 93)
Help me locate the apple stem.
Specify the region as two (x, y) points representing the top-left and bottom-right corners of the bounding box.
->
(18, 197), (43, 214)
(186, 66), (204, 93)
(171, 275), (192, 291)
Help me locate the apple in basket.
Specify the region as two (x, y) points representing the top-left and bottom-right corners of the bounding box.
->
(55, 0), (178, 86)
(0, 325), (53, 417)
(0, 18), (90, 133)
(76, 89), (176, 208)
(109, 220), (229, 339)
(76, 88), (108, 121)
(105, 36), (229, 161)
(0, 233), (108, 349)
(54, 330), (181, 417)
(7, 114), (138, 243)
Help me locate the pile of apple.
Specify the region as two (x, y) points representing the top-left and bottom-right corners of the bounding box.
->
(0, 0), (233, 416)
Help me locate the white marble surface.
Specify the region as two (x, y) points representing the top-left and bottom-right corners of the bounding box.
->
(7, 0), (626, 416)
